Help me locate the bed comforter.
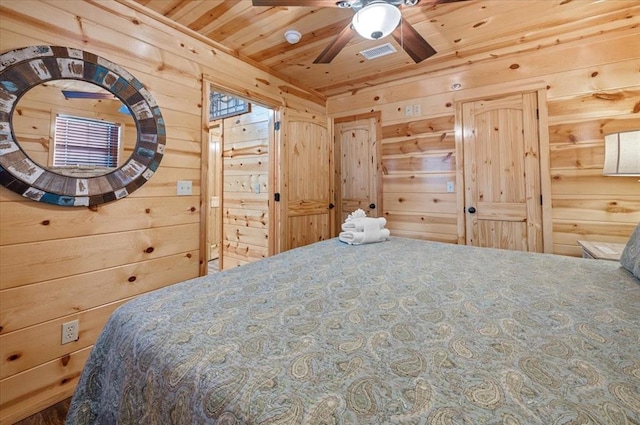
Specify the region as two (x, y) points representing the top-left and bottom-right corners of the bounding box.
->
(66, 237), (640, 424)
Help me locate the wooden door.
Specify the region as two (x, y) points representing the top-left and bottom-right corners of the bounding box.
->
(278, 109), (333, 252)
(334, 113), (382, 226)
(462, 92), (543, 252)
(221, 105), (273, 269)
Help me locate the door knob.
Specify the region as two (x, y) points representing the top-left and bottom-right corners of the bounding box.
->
(369, 203), (376, 209)
(467, 206), (476, 214)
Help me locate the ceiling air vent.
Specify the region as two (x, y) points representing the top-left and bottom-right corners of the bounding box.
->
(359, 43), (397, 60)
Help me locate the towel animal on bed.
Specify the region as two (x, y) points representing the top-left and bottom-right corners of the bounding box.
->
(339, 208), (390, 245)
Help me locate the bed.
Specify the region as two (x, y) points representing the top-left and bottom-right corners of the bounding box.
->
(66, 236), (640, 424)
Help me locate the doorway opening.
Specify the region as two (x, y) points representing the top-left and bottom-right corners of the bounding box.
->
(202, 82), (276, 272)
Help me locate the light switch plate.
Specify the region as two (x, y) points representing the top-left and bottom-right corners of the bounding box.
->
(177, 180), (192, 196)
(446, 181), (455, 193)
(404, 105), (413, 117)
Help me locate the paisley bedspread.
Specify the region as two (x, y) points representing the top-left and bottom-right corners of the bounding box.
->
(66, 237), (640, 424)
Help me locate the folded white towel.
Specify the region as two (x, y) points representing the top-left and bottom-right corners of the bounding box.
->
(339, 228), (390, 245)
(341, 217), (387, 232)
(345, 208), (367, 221)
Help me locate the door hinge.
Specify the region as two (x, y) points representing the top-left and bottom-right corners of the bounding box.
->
(536, 108), (539, 120)
(274, 121), (280, 131)
(274, 192), (280, 202)
(540, 195), (543, 205)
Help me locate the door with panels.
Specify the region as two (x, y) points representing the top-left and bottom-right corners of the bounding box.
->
(334, 112), (382, 227)
(461, 92), (543, 252)
(278, 109), (333, 251)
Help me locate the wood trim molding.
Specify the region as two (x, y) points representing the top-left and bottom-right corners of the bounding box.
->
(452, 79), (548, 104)
(536, 88), (554, 253)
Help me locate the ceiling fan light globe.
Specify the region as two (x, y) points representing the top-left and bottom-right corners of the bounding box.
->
(352, 1), (401, 41)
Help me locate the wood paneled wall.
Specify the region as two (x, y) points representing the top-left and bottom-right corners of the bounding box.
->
(328, 14), (640, 251)
(0, 1), (324, 423)
(381, 115), (458, 243)
(221, 104), (272, 269)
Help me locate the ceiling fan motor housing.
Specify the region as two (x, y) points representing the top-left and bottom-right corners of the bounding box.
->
(337, 0), (418, 8)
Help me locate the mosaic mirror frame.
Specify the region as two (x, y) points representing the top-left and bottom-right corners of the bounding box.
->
(0, 46), (166, 206)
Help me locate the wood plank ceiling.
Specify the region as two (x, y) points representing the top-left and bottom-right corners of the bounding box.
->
(131, 0), (638, 98)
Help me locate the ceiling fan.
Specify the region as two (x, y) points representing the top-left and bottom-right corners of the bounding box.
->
(252, 0), (467, 64)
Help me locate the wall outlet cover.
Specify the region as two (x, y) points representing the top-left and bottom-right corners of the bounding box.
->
(61, 319), (79, 345)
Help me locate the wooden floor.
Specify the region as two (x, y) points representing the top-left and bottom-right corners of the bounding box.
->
(14, 398), (70, 425)
(13, 260), (220, 425)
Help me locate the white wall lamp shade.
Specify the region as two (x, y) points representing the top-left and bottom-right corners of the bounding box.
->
(603, 130), (640, 176)
(284, 30), (302, 44)
(352, 1), (402, 40)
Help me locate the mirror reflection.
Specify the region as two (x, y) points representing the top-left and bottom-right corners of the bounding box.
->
(12, 80), (137, 177)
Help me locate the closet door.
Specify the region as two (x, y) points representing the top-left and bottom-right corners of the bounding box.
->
(334, 112), (382, 226)
(461, 92), (543, 252)
(278, 109), (333, 251)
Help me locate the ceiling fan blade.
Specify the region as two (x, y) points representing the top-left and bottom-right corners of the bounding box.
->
(62, 90), (116, 100)
(415, 0), (469, 5)
(313, 23), (356, 64)
(391, 17), (437, 63)
(252, 0), (340, 6)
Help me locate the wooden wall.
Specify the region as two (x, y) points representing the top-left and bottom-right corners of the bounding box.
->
(0, 1), (324, 423)
(327, 13), (640, 252)
(221, 104), (273, 269)
(381, 115), (458, 243)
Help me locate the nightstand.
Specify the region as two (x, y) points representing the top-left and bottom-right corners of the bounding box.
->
(577, 240), (625, 261)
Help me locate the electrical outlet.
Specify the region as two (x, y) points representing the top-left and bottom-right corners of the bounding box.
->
(413, 104), (421, 115)
(446, 181), (455, 193)
(61, 319), (79, 345)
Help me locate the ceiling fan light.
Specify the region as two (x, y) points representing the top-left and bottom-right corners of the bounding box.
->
(352, 1), (402, 40)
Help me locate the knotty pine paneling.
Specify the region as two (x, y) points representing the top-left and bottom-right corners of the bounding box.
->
(382, 134), (456, 156)
(0, 1), (324, 423)
(326, 31), (638, 114)
(328, 12), (639, 254)
(0, 251), (199, 336)
(1, 301), (124, 380)
(1, 224), (200, 289)
(379, 116), (459, 241)
(0, 346), (92, 425)
(0, 197), (200, 245)
(223, 208), (268, 229)
(385, 212), (458, 241)
(221, 105), (272, 270)
(548, 113), (640, 254)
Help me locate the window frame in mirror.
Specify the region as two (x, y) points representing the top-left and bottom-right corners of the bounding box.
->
(0, 45), (166, 206)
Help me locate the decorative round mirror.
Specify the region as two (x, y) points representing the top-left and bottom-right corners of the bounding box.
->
(0, 46), (165, 206)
